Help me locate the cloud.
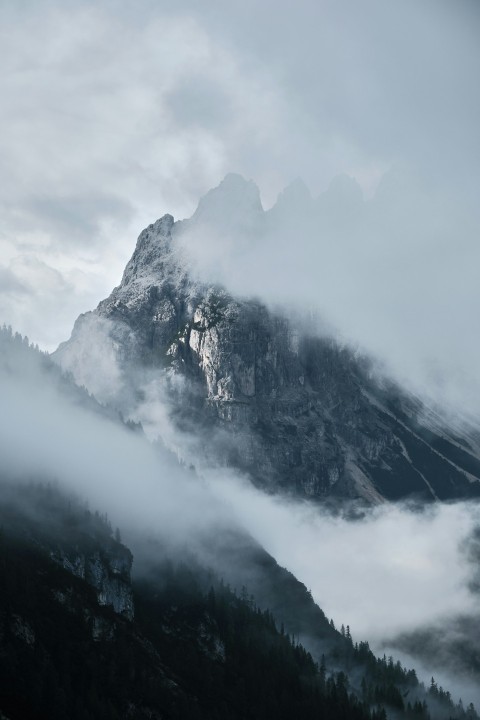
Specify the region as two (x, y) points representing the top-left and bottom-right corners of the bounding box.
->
(0, 336), (234, 543)
(172, 168), (480, 417)
(0, 254), (107, 349)
(0, 267), (28, 295)
(201, 468), (480, 706)
(0, 2), (286, 348)
(21, 192), (135, 245)
(203, 470), (480, 641)
(2, 0), (479, 412)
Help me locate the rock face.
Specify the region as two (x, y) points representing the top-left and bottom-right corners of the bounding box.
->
(54, 176), (480, 504)
(52, 544), (134, 620)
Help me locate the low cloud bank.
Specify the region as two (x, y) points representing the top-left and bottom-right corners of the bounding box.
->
(204, 469), (480, 705)
(0, 343), (234, 544)
(204, 469), (479, 640)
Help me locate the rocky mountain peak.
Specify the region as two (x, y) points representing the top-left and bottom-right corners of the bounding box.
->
(120, 213), (175, 286)
(277, 177), (312, 205)
(267, 177), (313, 225)
(53, 178), (480, 505)
(317, 174), (364, 215)
(189, 173), (263, 234)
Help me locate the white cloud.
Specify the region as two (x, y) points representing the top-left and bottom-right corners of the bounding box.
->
(0, 1), (287, 348)
(173, 168), (480, 417)
(204, 469), (480, 642)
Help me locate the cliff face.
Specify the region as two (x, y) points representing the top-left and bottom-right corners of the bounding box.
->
(54, 176), (480, 504)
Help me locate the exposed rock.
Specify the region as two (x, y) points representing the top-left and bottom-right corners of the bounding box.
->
(54, 177), (480, 504)
(51, 544), (134, 620)
(10, 615), (35, 646)
(90, 614), (116, 642)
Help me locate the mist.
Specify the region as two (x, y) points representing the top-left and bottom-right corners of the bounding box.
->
(0, 343), (234, 545)
(3, 1), (480, 714)
(172, 170), (480, 419)
(2, 336), (480, 708)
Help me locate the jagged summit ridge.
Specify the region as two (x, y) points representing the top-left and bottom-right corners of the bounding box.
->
(190, 173), (263, 230)
(116, 213), (180, 299)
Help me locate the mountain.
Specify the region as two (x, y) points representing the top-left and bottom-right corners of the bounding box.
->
(54, 175), (480, 504)
(1, 306), (478, 717)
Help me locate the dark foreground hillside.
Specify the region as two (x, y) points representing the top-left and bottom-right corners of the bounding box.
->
(0, 482), (476, 720)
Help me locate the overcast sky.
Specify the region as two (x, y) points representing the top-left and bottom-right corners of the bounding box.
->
(1, 0), (480, 411)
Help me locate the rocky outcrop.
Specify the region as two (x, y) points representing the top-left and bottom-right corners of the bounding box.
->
(54, 176), (480, 504)
(0, 480), (135, 621)
(52, 544), (134, 620)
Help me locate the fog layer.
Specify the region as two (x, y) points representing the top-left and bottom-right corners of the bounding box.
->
(1, 337), (480, 705)
(174, 170), (480, 417)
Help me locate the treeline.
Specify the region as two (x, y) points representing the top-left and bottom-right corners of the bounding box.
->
(135, 560), (478, 720)
(328, 619), (476, 720)
(134, 561), (386, 720)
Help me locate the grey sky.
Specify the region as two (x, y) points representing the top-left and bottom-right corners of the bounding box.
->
(1, 0), (480, 411)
